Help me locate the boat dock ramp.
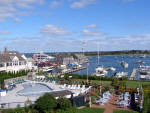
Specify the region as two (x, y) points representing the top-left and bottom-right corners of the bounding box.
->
(129, 68), (137, 80)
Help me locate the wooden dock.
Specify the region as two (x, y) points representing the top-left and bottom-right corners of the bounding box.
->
(129, 68), (137, 80)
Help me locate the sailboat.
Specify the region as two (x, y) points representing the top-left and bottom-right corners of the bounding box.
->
(93, 43), (108, 77)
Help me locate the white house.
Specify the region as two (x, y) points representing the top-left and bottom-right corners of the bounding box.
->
(0, 48), (35, 73)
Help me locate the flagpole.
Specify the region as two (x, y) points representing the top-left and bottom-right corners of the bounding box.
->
(87, 62), (88, 83)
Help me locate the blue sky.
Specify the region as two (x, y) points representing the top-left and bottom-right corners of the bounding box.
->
(0, 0), (150, 53)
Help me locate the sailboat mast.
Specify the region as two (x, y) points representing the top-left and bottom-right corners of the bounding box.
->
(97, 43), (100, 66)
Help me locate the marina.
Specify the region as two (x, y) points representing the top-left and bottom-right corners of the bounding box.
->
(74, 55), (150, 80)
(0, 0), (150, 112)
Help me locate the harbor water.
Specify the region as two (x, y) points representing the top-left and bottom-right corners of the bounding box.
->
(74, 55), (150, 78)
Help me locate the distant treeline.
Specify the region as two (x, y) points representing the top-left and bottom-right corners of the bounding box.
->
(84, 50), (150, 56)
(24, 50), (150, 57)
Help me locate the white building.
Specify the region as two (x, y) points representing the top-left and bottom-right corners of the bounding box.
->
(0, 48), (35, 73)
(33, 52), (55, 62)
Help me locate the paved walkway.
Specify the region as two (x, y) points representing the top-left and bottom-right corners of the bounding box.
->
(91, 94), (132, 113)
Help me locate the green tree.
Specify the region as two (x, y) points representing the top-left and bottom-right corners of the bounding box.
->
(28, 109), (39, 113)
(35, 93), (57, 113)
(111, 79), (118, 86)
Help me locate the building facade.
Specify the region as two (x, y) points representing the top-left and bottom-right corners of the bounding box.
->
(0, 48), (33, 73)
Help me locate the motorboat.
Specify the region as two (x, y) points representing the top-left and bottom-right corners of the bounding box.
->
(106, 67), (116, 71)
(42, 67), (53, 72)
(120, 61), (128, 68)
(114, 72), (128, 78)
(139, 55), (146, 58)
(140, 74), (150, 80)
(136, 60), (145, 64)
(138, 65), (150, 75)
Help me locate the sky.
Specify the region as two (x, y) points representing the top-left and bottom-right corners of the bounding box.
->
(0, 0), (150, 53)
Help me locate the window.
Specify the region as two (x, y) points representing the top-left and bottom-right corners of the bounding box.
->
(0, 63), (4, 67)
(10, 63), (12, 66)
(7, 63), (9, 66)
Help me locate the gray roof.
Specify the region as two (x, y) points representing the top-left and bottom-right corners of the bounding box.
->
(0, 51), (25, 63)
(49, 90), (73, 97)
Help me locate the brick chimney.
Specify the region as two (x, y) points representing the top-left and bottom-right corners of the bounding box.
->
(4, 47), (8, 53)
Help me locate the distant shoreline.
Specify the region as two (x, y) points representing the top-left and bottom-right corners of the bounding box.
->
(84, 50), (150, 56)
(24, 50), (150, 57)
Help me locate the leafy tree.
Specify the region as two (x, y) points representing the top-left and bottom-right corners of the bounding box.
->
(56, 107), (77, 113)
(35, 93), (57, 113)
(57, 98), (72, 110)
(28, 109), (39, 113)
(3, 108), (26, 113)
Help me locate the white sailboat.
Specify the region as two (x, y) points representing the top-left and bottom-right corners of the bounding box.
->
(94, 43), (108, 77)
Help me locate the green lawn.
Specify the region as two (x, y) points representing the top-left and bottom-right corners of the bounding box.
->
(126, 81), (150, 87)
(77, 107), (104, 113)
(113, 110), (139, 113)
(92, 80), (150, 88)
(92, 80), (112, 86)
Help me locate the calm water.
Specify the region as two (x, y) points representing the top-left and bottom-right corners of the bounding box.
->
(74, 55), (150, 79)
(17, 83), (52, 96)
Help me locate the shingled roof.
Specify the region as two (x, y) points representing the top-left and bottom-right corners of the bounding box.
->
(0, 49), (26, 63)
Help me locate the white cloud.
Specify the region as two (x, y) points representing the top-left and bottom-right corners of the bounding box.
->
(86, 24), (99, 29)
(70, 0), (96, 8)
(13, 18), (21, 23)
(82, 29), (105, 37)
(0, 0), (44, 22)
(1, 34), (150, 52)
(0, 30), (10, 35)
(40, 25), (73, 36)
(50, 1), (63, 8)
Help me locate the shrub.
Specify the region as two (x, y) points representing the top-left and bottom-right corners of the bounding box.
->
(57, 98), (72, 110)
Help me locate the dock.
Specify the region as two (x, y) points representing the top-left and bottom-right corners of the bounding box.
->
(50, 66), (87, 77)
(129, 68), (137, 80)
(62, 66), (87, 74)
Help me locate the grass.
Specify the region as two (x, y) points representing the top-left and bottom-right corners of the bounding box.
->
(126, 81), (150, 87)
(77, 107), (105, 113)
(91, 80), (112, 86)
(91, 80), (150, 88)
(113, 110), (139, 113)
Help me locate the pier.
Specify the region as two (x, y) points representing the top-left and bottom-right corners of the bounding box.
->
(129, 68), (137, 80)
